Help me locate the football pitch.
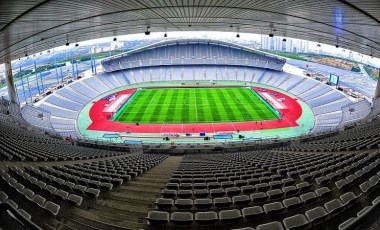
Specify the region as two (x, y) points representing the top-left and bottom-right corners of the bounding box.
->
(112, 87), (280, 124)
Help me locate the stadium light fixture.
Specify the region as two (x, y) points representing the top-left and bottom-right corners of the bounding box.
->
(269, 28), (274, 37)
(145, 26), (150, 35)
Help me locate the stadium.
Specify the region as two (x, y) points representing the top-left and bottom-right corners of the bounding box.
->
(0, 1), (380, 230)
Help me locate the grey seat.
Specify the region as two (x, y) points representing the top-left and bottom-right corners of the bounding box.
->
(174, 199), (193, 210)
(32, 195), (46, 208)
(23, 189), (34, 201)
(300, 192), (318, 205)
(177, 190), (193, 199)
(195, 211), (218, 226)
(282, 186), (298, 196)
(155, 198), (174, 210)
(147, 211), (169, 226)
(250, 192), (268, 203)
(194, 198), (213, 210)
(43, 201), (60, 217)
(18, 209), (31, 220)
(233, 195), (251, 206)
(226, 187), (241, 196)
(214, 197), (232, 209)
(267, 189), (283, 200)
(324, 199), (344, 215)
(360, 181), (374, 193)
(257, 221), (284, 230)
(210, 188), (225, 198)
(335, 179), (349, 190)
(296, 182), (311, 192)
(161, 189), (177, 198)
(264, 202), (285, 216)
(54, 189), (69, 201)
(283, 197), (303, 210)
(241, 185), (255, 194)
(242, 206), (264, 221)
(315, 187), (332, 198)
(194, 189), (209, 198)
(283, 214), (309, 230)
(85, 188), (100, 198)
(340, 192), (359, 206)
(67, 194), (83, 206)
(305, 206), (328, 223)
(170, 212), (193, 226)
(219, 209), (242, 224)
(0, 191), (8, 203)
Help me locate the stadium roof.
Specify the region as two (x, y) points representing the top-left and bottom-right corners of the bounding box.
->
(0, 0), (379, 63)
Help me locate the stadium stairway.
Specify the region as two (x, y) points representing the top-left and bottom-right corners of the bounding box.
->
(51, 155), (182, 230)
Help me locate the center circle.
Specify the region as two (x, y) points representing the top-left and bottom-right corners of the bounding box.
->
(183, 97), (209, 106)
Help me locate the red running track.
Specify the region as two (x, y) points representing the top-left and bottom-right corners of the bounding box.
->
(87, 87), (303, 133)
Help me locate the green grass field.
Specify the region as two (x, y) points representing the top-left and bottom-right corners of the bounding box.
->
(112, 87), (280, 124)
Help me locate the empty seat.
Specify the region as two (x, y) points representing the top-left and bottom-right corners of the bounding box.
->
(305, 206), (328, 224)
(242, 206), (265, 221)
(43, 201), (60, 217)
(250, 192), (268, 203)
(194, 198), (213, 210)
(85, 188), (100, 199)
(257, 221), (284, 230)
(335, 179), (349, 190)
(296, 182), (311, 192)
(267, 189), (283, 200)
(283, 214), (309, 230)
(282, 186), (298, 196)
(166, 183), (179, 190)
(221, 181), (234, 188)
(32, 195), (46, 208)
(241, 185), (255, 194)
(360, 181), (374, 193)
(219, 209), (242, 224)
(18, 209), (31, 220)
(179, 183), (192, 190)
(210, 188), (225, 198)
(177, 190), (193, 199)
(263, 202), (285, 216)
(233, 195), (251, 206)
(67, 194), (83, 206)
(283, 197), (303, 210)
(170, 212), (193, 226)
(161, 189), (177, 198)
(174, 199), (193, 210)
(155, 198), (174, 210)
(54, 189), (69, 201)
(226, 187), (241, 196)
(300, 192), (318, 206)
(214, 197), (232, 209)
(340, 192), (359, 206)
(147, 211), (169, 226)
(315, 187), (332, 198)
(0, 191), (8, 203)
(194, 189), (209, 198)
(324, 199), (344, 215)
(195, 211), (218, 226)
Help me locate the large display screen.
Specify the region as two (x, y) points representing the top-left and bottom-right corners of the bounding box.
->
(329, 74), (339, 86)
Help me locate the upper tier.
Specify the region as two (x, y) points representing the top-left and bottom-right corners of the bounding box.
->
(101, 39), (286, 72)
